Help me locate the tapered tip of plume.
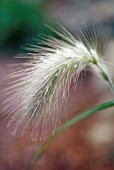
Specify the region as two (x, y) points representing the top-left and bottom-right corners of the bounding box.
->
(2, 23), (111, 140)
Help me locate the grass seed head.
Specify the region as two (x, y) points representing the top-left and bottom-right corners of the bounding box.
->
(3, 24), (111, 140)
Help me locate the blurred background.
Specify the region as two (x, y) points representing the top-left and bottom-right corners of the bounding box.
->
(1, 0), (114, 170)
(0, 0), (114, 57)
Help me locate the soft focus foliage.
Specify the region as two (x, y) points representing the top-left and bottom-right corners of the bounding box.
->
(0, 0), (47, 54)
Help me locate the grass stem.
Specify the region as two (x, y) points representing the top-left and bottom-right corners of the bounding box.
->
(27, 100), (114, 170)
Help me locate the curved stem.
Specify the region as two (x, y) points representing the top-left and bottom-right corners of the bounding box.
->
(27, 100), (114, 170)
(97, 63), (114, 93)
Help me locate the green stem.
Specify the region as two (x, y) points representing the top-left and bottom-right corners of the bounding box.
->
(97, 63), (114, 93)
(27, 100), (114, 170)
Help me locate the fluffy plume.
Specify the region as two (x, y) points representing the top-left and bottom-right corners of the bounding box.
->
(3, 24), (111, 140)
